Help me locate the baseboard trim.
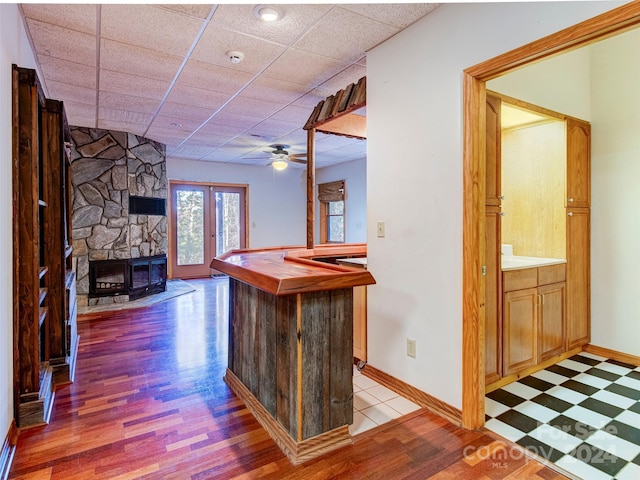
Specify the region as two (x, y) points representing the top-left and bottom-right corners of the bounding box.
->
(224, 369), (352, 465)
(584, 344), (640, 366)
(360, 364), (462, 427)
(0, 421), (17, 480)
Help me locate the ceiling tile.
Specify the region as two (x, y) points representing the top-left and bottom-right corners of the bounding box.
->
(97, 119), (146, 137)
(144, 126), (192, 145)
(293, 7), (399, 63)
(191, 24), (286, 74)
(249, 118), (302, 138)
(99, 70), (170, 101)
(100, 39), (183, 82)
(262, 49), (349, 88)
(37, 55), (96, 90)
(45, 79), (95, 106)
(99, 107), (154, 126)
(177, 59), (255, 95)
(156, 101), (215, 124)
(24, 18), (96, 67)
(99, 91), (160, 115)
(164, 84), (229, 111)
(170, 145), (215, 160)
(271, 104), (313, 125)
(69, 116), (96, 129)
(101, 4), (204, 57)
(207, 111), (263, 131)
(210, 4), (332, 46)
(240, 76), (310, 104)
(21, 3), (97, 35)
(342, 4), (438, 29)
(226, 96), (284, 118)
(149, 115), (204, 133)
(156, 4), (215, 20)
(63, 101), (96, 121)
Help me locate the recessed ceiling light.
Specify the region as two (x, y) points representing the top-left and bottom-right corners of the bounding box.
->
(253, 5), (280, 22)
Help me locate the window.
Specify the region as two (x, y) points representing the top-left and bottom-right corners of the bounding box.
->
(318, 180), (345, 243)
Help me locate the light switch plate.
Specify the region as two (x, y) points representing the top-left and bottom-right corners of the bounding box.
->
(377, 221), (385, 238)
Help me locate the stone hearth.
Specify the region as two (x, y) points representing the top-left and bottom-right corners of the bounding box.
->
(70, 127), (167, 307)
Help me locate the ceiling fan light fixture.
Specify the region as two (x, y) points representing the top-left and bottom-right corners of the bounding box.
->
(254, 5), (280, 22)
(271, 155), (288, 170)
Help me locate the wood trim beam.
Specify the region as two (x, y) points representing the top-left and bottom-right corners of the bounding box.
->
(316, 113), (366, 139)
(306, 129), (315, 249)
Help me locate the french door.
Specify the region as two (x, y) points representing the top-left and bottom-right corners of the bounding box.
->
(170, 182), (247, 279)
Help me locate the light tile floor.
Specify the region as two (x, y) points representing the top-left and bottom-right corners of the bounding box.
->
(349, 366), (422, 436)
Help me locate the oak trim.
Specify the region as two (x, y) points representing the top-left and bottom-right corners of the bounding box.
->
(584, 344), (640, 367)
(224, 369), (352, 465)
(461, 2), (640, 429)
(362, 364), (462, 427)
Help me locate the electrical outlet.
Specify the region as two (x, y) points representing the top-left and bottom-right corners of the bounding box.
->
(407, 338), (416, 358)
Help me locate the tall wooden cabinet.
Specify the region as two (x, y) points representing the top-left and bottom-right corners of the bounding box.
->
(12, 65), (77, 428)
(484, 93), (590, 386)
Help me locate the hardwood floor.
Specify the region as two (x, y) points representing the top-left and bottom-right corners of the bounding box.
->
(9, 278), (568, 479)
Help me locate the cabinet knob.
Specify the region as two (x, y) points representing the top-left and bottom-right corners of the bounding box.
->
(568, 197), (574, 203)
(499, 195), (505, 200)
(499, 212), (506, 217)
(568, 212), (573, 217)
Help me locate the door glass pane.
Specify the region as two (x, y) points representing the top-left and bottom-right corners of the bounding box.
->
(329, 216), (344, 242)
(329, 201), (344, 215)
(215, 192), (241, 256)
(176, 189), (205, 265)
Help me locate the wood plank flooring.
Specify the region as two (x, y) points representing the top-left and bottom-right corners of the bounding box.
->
(9, 278), (569, 479)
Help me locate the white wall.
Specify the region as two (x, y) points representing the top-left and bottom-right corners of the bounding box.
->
(315, 158), (367, 244)
(590, 28), (640, 355)
(366, 1), (624, 410)
(166, 158), (307, 248)
(1, 3), (38, 440)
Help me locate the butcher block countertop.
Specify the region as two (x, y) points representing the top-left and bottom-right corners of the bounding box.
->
(210, 244), (375, 296)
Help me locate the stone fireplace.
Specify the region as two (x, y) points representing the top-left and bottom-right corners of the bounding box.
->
(70, 127), (168, 307)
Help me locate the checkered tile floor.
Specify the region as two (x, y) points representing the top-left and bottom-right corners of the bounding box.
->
(485, 352), (640, 480)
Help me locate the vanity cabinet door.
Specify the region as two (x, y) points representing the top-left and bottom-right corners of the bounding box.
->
(538, 282), (566, 361)
(503, 287), (538, 376)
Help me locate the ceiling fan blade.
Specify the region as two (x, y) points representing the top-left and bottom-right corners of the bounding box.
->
(289, 157), (307, 164)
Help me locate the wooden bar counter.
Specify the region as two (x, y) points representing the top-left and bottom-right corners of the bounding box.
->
(210, 244), (375, 464)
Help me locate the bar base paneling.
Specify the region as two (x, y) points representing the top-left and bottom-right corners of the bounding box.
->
(224, 369), (352, 465)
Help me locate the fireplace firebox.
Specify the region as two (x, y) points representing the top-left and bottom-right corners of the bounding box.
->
(89, 255), (167, 300)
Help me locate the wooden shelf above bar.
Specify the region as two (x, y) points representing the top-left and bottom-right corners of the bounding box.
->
(210, 244), (375, 296)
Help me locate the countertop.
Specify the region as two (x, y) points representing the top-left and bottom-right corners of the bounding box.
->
(210, 244), (375, 295)
(501, 255), (567, 271)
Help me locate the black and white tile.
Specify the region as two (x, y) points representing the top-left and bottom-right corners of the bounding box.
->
(485, 352), (640, 480)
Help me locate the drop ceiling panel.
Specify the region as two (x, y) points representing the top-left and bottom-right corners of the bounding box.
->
(190, 25), (287, 74)
(25, 19), (96, 67)
(156, 102), (217, 124)
(240, 77), (309, 104)
(156, 4), (214, 20)
(210, 4), (333, 46)
(293, 7), (399, 63)
(341, 4), (439, 29)
(100, 4), (204, 57)
(176, 59), (255, 95)
(99, 107), (154, 126)
(99, 70), (170, 101)
(97, 119), (146, 136)
(226, 96), (284, 118)
(206, 111), (263, 131)
(150, 115), (204, 133)
(271, 104), (315, 124)
(21, 3), (97, 35)
(99, 91), (160, 115)
(262, 49), (349, 88)
(100, 39), (184, 82)
(37, 55), (96, 90)
(164, 84), (229, 110)
(45, 79), (95, 106)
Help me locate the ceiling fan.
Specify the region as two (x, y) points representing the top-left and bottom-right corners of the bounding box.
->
(248, 144), (307, 170)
